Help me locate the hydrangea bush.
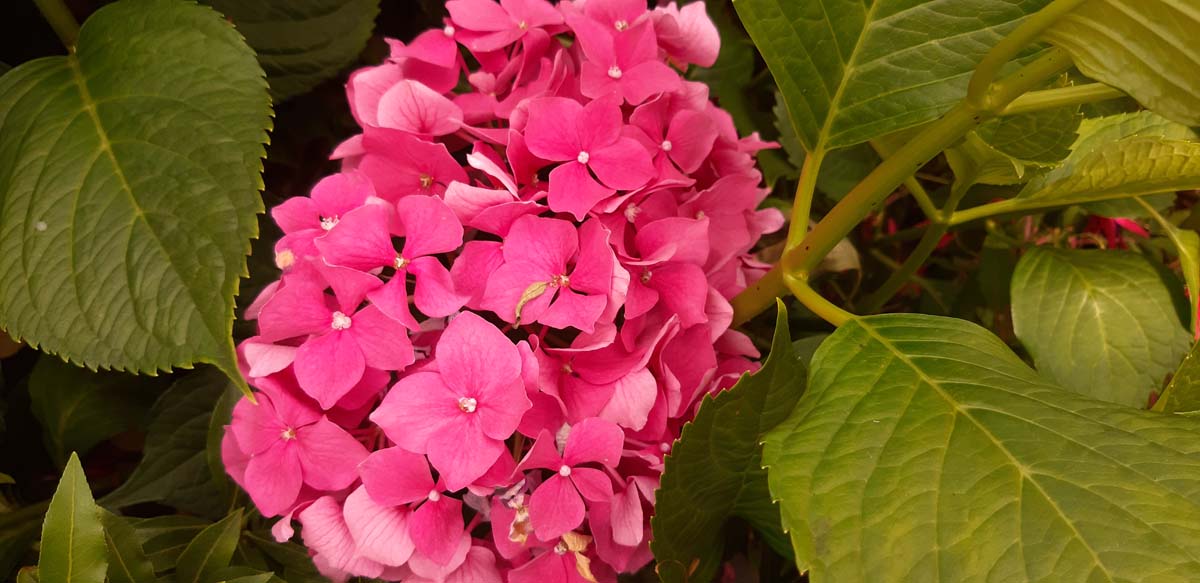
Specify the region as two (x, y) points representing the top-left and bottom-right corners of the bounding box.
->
(222, 2), (782, 579)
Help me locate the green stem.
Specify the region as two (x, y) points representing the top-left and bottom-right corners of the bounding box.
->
(785, 152), (825, 249)
(34, 0), (80, 49)
(783, 272), (852, 326)
(1001, 82), (1127, 116)
(783, 49), (1073, 280)
(870, 140), (941, 220)
(1135, 196), (1199, 333)
(948, 198), (1035, 226)
(731, 265), (786, 326)
(966, 0), (1089, 108)
(860, 176), (975, 312)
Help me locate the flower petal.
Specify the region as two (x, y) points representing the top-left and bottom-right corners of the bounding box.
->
(529, 474), (585, 540)
(296, 416), (369, 491)
(243, 440), (303, 517)
(410, 496), (466, 566)
(344, 485), (416, 567)
(360, 447), (436, 507)
(294, 330), (366, 409)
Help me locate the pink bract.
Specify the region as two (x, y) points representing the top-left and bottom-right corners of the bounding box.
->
(224, 0), (782, 579)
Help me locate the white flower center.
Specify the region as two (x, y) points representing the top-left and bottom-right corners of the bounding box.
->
(394, 255), (409, 270)
(659, 442), (671, 453)
(443, 25), (456, 36)
(518, 20), (528, 30)
(320, 216), (338, 230)
(331, 311), (352, 330)
(554, 541), (568, 555)
(614, 19), (629, 31)
(641, 269), (653, 284)
(458, 397), (478, 413)
(558, 465), (572, 477)
(428, 490), (441, 502)
(576, 151), (591, 165)
(607, 65), (623, 79)
(275, 249), (296, 270)
(280, 427), (296, 440)
(695, 210), (707, 220)
(550, 273), (570, 288)
(624, 204), (641, 222)
(661, 139), (673, 152)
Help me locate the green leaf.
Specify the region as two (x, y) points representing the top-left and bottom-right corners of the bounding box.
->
(975, 90), (1081, 165)
(1011, 247), (1191, 407)
(28, 357), (162, 466)
(210, 566), (278, 583)
(0, 0), (271, 392)
(202, 0), (380, 100)
(764, 314), (1200, 582)
(15, 567), (37, 583)
(175, 509), (243, 583)
(0, 501), (52, 577)
(1043, 0), (1200, 126)
(774, 92), (881, 201)
(131, 515), (212, 573)
(99, 510), (156, 583)
(39, 453), (107, 583)
(736, 0), (1051, 153)
(1155, 340), (1200, 414)
(245, 532), (325, 583)
(102, 369), (233, 517)
(1016, 112), (1200, 207)
(690, 1), (759, 135)
(652, 302), (802, 582)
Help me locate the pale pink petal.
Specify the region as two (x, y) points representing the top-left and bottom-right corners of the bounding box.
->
(564, 417), (624, 467)
(347, 64), (406, 127)
(360, 447), (436, 507)
(371, 371), (460, 452)
(272, 197), (319, 233)
(296, 416), (369, 490)
(410, 497), (466, 565)
(523, 97), (584, 161)
(468, 450), (517, 494)
(443, 181), (515, 224)
(653, 2), (720, 68)
(427, 422), (506, 490)
(408, 531), (472, 579)
(570, 467), (615, 502)
(409, 257), (467, 318)
(243, 340), (297, 378)
(221, 429), (249, 486)
(598, 367), (656, 430)
(529, 474), (585, 540)
(623, 277), (659, 320)
(359, 128), (468, 199)
(611, 481), (644, 546)
(589, 137), (654, 190)
(447, 0), (514, 32)
(349, 304), (415, 371)
(475, 374), (532, 440)
(294, 330), (366, 408)
(299, 497), (386, 578)
(466, 28), (526, 52)
(344, 485), (416, 567)
(547, 162), (615, 220)
(315, 204), (395, 271)
(444, 546), (503, 583)
(243, 440), (303, 517)
(560, 376), (615, 422)
(396, 192), (464, 258)
(377, 80), (464, 136)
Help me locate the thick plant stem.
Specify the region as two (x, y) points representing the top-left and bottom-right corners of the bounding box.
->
(870, 140), (941, 220)
(34, 0), (80, 49)
(731, 266), (786, 326)
(785, 152), (825, 249)
(783, 272), (852, 326)
(860, 177), (975, 312)
(966, 0), (1089, 108)
(1002, 83), (1127, 116)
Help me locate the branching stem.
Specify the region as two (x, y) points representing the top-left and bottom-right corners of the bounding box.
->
(34, 0), (80, 49)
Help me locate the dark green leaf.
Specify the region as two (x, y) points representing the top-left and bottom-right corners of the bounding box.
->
(1011, 247), (1191, 407)
(100, 510), (156, 583)
(102, 369), (233, 517)
(765, 314), (1200, 581)
(245, 532), (325, 583)
(736, 0), (1052, 152)
(28, 357), (161, 466)
(39, 453), (106, 583)
(175, 509), (243, 583)
(202, 0), (381, 100)
(774, 91), (881, 201)
(15, 567), (36, 583)
(652, 302), (802, 583)
(210, 566), (278, 583)
(1043, 0), (1200, 126)
(0, 501), (51, 577)
(0, 0), (271, 393)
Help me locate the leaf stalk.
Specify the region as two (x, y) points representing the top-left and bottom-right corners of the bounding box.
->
(33, 0), (80, 49)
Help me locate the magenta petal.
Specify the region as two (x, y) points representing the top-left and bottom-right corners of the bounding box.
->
(623, 277), (659, 320)
(443, 546), (503, 583)
(366, 277), (421, 331)
(315, 203), (395, 271)
(426, 423), (506, 491)
(294, 330), (366, 408)
(437, 312), (523, 401)
(666, 109), (719, 173)
(523, 97), (584, 160)
(397, 194), (464, 258)
(467, 28), (526, 52)
(410, 257), (467, 318)
(443, 181), (515, 223)
(243, 340), (297, 378)
(539, 290), (606, 333)
(316, 262), (383, 313)
(577, 93), (623, 150)
(360, 447), (436, 507)
(611, 481), (645, 546)
(598, 367), (656, 430)
(567, 220), (615, 294)
(258, 280), (332, 342)
(590, 137), (654, 191)
(650, 262), (710, 328)
(516, 429), (564, 472)
(312, 171), (375, 216)
(635, 216), (710, 265)
(347, 64), (406, 127)
(296, 416), (369, 490)
(503, 215), (578, 274)
(377, 80), (463, 136)
(272, 197), (319, 233)
(529, 474), (585, 540)
(447, 0), (513, 32)
(563, 417), (624, 467)
(243, 440), (302, 517)
(614, 20), (659, 67)
(371, 371), (459, 452)
(349, 304), (415, 371)
(300, 496), (386, 578)
(504, 0), (563, 27)
(547, 162), (615, 221)
(410, 497), (466, 566)
(344, 486), (416, 567)
(231, 393), (286, 455)
(621, 60), (683, 105)
(570, 467), (614, 502)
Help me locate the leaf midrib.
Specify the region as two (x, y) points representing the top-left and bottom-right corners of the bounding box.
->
(64, 56), (224, 356)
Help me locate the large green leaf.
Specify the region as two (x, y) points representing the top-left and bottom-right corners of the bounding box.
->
(1011, 247), (1191, 407)
(1016, 112), (1200, 207)
(764, 314), (1200, 582)
(102, 369), (233, 517)
(99, 510), (156, 583)
(1042, 0), (1200, 126)
(175, 509), (243, 583)
(735, 0), (1052, 153)
(1154, 340), (1200, 414)
(202, 0), (380, 100)
(0, 0), (271, 391)
(28, 358), (161, 466)
(39, 453), (107, 583)
(652, 303), (802, 583)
